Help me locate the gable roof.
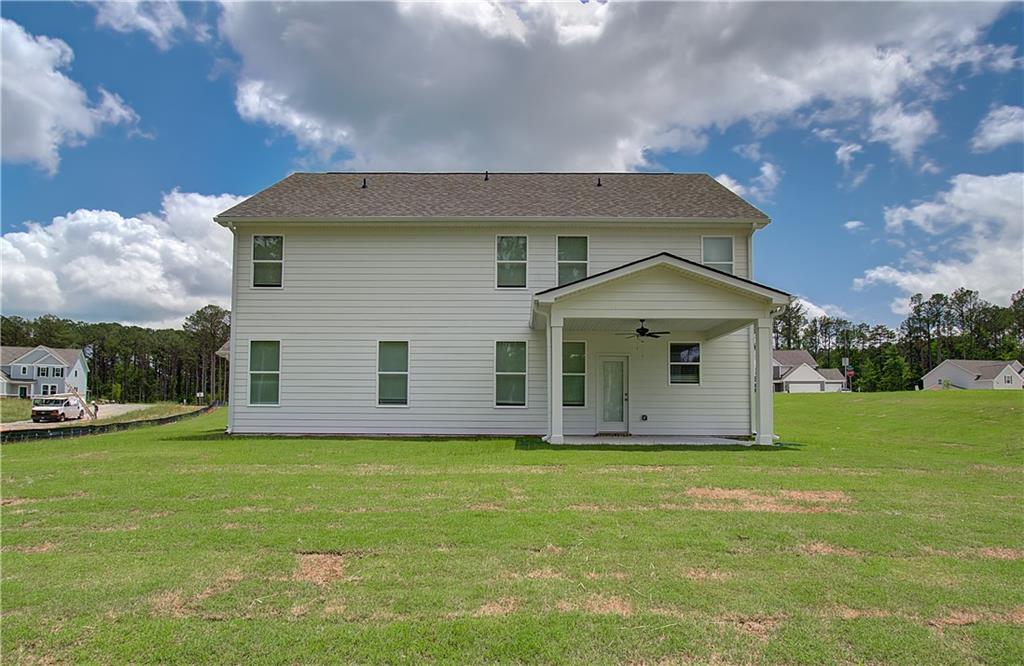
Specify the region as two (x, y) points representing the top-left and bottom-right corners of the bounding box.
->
(817, 368), (846, 381)
(773, 349), (817, 369)
(1, 345), (85, 367)
(945, 359), (1022, 380)
(0, 369), (34, 384)
(215, 172), (769, 224)
(532, 252), (790, 305)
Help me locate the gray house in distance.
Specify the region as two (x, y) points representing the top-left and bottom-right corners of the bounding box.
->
(0, 346), (89, 399)
(921, 359), (1023, 390)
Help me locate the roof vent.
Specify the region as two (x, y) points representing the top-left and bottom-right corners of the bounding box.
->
(484, 170), (489, 181)
(596, 177), (602, 187)
(361, 177), (367, 189)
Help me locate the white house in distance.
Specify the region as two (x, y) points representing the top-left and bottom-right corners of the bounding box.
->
(0, 346), (88, 398)
(922, 359), (1024, 390)
(214, 172), (793, 444)
(772, 350), (845, 393)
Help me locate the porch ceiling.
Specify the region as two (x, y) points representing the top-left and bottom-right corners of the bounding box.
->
(562, 317), (753, 333)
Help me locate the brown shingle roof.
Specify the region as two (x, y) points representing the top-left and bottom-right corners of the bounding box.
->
(0, 346), (84, 367)
(948, 359), (1022, 380)
(772, 350), (817, 369)
(817, 368), (846, 381)
(216, 172), (769, 222)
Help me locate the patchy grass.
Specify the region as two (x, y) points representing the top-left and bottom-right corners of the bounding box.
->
(1, 391), (1022, 664)
(91, 402), (198, 425)
(0, 398), (31, 423)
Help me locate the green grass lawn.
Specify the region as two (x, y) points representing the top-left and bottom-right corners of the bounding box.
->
(2, 392), (1022, 664)
(0, 398), (31, 423)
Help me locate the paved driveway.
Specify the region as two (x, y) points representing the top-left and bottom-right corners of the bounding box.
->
(1, 404), (150, 432)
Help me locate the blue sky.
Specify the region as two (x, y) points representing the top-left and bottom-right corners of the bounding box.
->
(2, 1), (1022, 327)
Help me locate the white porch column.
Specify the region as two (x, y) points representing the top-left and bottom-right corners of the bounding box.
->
(755, 318), (774, 445)
(548, 317), (564, 444)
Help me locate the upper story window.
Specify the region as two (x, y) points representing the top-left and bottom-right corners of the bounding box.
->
(669, 342), (701, 385)
(252, 235), (284, 288)
(378, 341), (409, 406)
(702, 236), (734, 275)
(1005, 375), (1013, 384)
(20, 366), (26, 375)
(53, 367), (64, 377)
(557, 236), (588, 286)
(496, 236), (527, 288)
(37, 367), (49, 377)
(249, 341), (281, 405)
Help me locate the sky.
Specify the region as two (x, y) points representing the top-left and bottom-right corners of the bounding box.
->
(1, 1), (1022, 329)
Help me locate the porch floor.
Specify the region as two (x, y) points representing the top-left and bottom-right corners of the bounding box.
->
(555, 434), (749, 446)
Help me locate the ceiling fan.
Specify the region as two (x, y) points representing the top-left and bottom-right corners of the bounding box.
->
(618, 319), (671, 340)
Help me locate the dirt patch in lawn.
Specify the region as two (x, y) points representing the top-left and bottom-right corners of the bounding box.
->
(928, 610), (985, 629)
(151, 571), (243, 619)
(975, 547), (1024, 560)
(294, 553), (348, 587)
(467, 502), (505, 512)
(797, 542), (862, 557)
(685, 569), (732, 582)
(151, 591), (187, 618)
(828, 607), (892, 620)
(685, 487), (852, 514)
(475, 597), (519, 616)
(725, 615), (782, 640)
(585, 594), (634, 617)
(0, 498), (32, 506)
(2, 541), (56, 554)
(586, 571), (629, 581)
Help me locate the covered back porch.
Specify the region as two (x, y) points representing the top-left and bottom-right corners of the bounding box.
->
(531, 253), (791, 445)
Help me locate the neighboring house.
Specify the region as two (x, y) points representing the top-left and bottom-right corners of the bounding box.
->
(921, 359), (1024, 390)
(773, 349), (845, 393)
(215, 172), (793, 443)
(0, 346), (89, 399)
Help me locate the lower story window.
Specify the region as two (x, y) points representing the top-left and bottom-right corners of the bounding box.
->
(669, 342), (701, 384)
(378, 341), (409, 406)
(249, 341), (280, 405)
(495, 341), (527, 406)
(563, 341), (586, 407)
(41, 384), (58, 396)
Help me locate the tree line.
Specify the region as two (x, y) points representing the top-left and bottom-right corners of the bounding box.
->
(773, 288), (1024, 391)
(1, 305), (230, 403)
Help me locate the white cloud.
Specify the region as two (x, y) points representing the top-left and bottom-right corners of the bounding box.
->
(835, 142), (862, 169)
(91, 0), (189, 50)
(854, 173), (1024, 313)
(1, 19), (140, 175)
(843, 220), (865, 231)
(1, 191), (244, 327)
(716, 162), (782, 202)
(868, 103), (938, 163)
(970, 105), (1024, 152)
(733, 142), (763, 162)
(796, 297), (849, 320)
(217, 2), (1010, 170)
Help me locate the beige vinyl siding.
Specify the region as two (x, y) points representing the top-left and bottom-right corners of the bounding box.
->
(229, 223), (753, 435)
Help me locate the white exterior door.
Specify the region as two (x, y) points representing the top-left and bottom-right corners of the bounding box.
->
(599, 356), (628, 433)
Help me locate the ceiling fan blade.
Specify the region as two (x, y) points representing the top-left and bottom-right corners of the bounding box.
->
(646, 334), (661, 339)
(648, 331), (671, 335)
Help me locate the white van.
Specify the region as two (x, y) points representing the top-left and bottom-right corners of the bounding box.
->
(31, 396), (85, 423)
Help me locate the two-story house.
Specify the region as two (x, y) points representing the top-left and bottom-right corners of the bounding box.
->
(215, 173), (791, 444)
(0, 345), (88, 399)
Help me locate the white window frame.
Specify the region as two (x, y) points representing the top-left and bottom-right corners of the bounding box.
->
(495, 235), (528, 289)
(20, 366), (27, 376)
(494, 340), (529, 408)
(247, 339), (281, 407)
(376, 340), (410, 408)
(668, 341), (702, 387)
(251, 234), (285, 289)
(37, 366), (49, 377)
(701, 235), (735, 275)
(562, 340), (587, 408)
(42, 384), (58, 396)
(51, 366), (64, 378)
(1005, 375), (1013, 385)
(555, 235), (589, 287)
